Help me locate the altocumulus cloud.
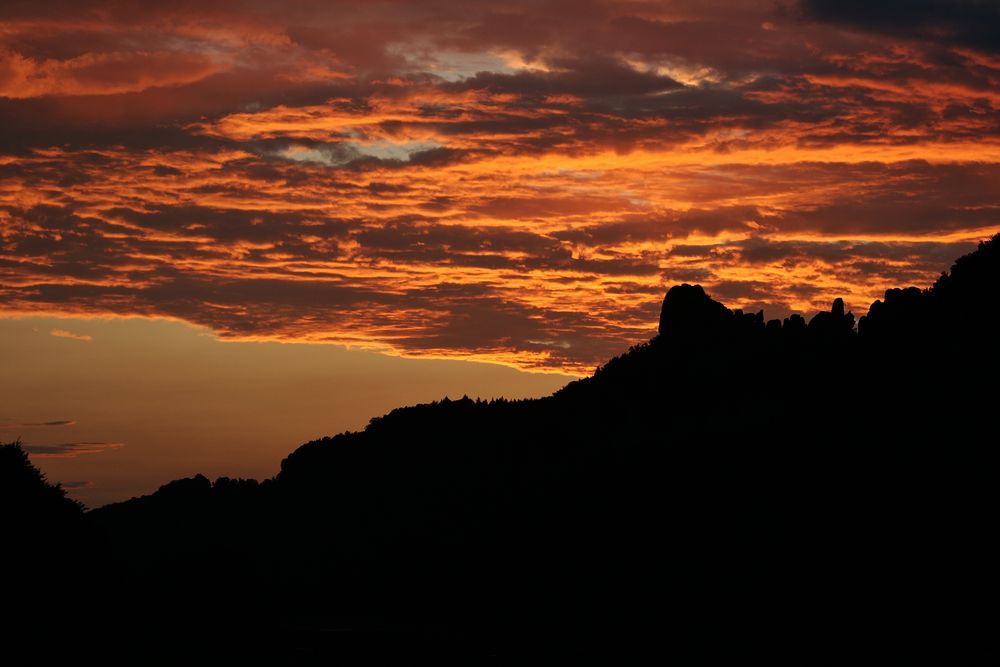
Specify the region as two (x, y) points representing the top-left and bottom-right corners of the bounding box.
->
(1, 1), (999, 372)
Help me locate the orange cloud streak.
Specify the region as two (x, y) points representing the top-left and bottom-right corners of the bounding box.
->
(2, 1), (1000, 371)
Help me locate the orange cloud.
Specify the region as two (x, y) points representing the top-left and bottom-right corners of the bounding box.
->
(50, 328), (92, 342)
(0, 49), (221, 98)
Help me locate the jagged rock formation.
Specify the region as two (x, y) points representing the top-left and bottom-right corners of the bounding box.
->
(658, 283), (733, 337)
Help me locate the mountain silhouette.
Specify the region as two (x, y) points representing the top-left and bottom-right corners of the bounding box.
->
(4, 235), (999, 661)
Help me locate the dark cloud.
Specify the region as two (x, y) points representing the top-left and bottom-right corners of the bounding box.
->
(662, 267), (714, 283)
(23, 442), (124, 458)
(553, 207), (761, 246)
(446, 57), (683, 98)
(799, 0), (1000, 53)
(707, 280), (771, 301)
(730, 238), (979, 268)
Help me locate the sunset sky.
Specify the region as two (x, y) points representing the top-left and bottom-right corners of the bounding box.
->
(3, 1), (999, 504)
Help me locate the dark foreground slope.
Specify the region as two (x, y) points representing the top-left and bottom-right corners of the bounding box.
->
(7, 236), (1000, 661)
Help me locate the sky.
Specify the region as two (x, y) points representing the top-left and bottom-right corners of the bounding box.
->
(3, 1), (999, 504)
(0, 315), (567, 506)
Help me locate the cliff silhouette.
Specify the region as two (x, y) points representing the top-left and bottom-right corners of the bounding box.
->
(5, 235), (998, 661)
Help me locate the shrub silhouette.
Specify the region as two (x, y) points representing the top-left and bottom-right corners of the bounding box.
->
(0, 439), (84, 521)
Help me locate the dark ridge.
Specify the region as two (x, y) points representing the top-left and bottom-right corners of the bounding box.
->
(4, 235), (999, 661)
